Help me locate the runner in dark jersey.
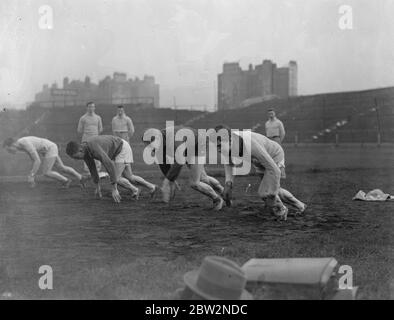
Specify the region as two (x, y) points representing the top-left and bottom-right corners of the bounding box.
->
(144, 125), (224, 210)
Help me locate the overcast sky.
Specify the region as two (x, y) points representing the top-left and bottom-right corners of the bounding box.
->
(1, 0), (393, 108)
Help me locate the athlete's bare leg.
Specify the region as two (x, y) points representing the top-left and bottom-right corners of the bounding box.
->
(278, 188), (305, 212)
(189, 165), (223, 211)
(55, 156), (82, 181)
(257, 175), (288, 219)
(200, 167), (224, 195)
(115, 163), (139, 194)
(41, 156), (68, 183)
(122, 164), (156, 191)
(258, 172), (305, 212)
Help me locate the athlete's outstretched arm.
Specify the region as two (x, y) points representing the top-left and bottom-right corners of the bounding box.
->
(82, 153), (101, 198)
(128, 117), (135, 138)
(19, 140), (41, 177)
(279, 121), (286, 142)
(93, 146), (121, 203)
(98, 116), (103, 134)
(111, 118), (116, 136)
(165, 163), (183, 182)
(84, 153), (99, 184)
(28, 151), (41, 177)
(77, 117), (84, 135)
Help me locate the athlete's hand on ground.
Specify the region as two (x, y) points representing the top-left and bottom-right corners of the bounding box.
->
(111, 185), (121, 203)
(27, 175), (36, 188)
(223, 181), (233, 206)
(95, 184), (103, 199)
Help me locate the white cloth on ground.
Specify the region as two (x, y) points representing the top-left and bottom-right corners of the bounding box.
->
(352, 189), (394, 201)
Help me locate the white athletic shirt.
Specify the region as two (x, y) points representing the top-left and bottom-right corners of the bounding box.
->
(17, 136), (56, 157)
(78, 113), (103, 142)
(228, 131), (283, 197)
(232, 131), (284, 165)
(265, 118), (285, 139)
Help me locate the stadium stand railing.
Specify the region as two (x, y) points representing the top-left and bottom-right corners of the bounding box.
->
(191, 87), (394, 144)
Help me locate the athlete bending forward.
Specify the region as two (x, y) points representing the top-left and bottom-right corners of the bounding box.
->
(209, 125), (306, 220)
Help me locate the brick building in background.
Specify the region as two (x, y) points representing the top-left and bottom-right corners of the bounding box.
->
(34, 72), (160, 108)
(217, 60), (297, 110)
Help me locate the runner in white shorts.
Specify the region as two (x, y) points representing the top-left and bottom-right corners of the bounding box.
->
(208, 125), (306, 220)
(113, 138), (159, 199)
(3, 136), (84, 188)
(115, 139), (134, 164)
(66, 135), (158, 203)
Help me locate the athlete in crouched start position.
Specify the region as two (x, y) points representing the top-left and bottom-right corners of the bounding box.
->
(3, 136), (85, 188)
(66, 135), (158, 203)
(144, 125), (225, 210)
(209, 125), (306, 220)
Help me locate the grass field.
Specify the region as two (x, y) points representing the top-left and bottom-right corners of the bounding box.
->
(0, 144), (393, 299)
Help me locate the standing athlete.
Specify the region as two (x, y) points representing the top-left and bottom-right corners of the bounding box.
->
(77, 101), (103, 174)
(66, 135), (158, 203)
(265, 109), (285, 144)
(209, 125), (306, 220)
(144, 125), (224, 210)
(112, 105), (135, 143)
(3, 136), (84, 188)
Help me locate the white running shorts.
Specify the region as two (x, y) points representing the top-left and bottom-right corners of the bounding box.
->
(114, 140), (134, 164)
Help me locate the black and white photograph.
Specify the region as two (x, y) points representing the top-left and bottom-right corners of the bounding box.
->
(0, 0), (393, 304)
